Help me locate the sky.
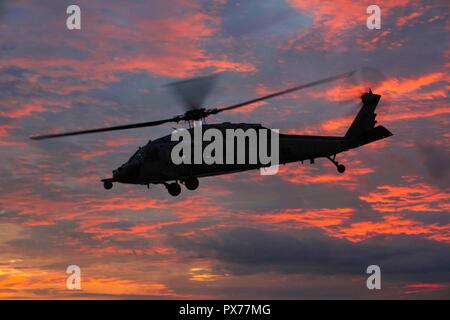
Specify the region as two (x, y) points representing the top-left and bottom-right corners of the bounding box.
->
(0, 0), (449, 299)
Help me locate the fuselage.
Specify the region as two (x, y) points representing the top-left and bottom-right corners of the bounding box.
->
(110, 122), (349, 185)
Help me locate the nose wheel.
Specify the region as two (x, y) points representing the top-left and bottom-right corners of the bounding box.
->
(103, 180), (113, 190)
(326, 155), (346, 174)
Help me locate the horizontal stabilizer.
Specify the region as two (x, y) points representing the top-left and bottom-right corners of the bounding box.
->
(351, 125), (393, 147)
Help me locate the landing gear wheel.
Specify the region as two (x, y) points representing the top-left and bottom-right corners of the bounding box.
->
(103, 181), (113, 190)
(167, 183), (181, 197)
(184, 177), (199, 191)
(326, 155), (346, 174)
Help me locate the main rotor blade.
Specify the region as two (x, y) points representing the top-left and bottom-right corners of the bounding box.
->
(165, 74), (218, 111)
(30, 117), (180, 140)
(211, 71), (355, 114)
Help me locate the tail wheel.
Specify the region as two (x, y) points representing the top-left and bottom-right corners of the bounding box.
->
(184, 177), (199, 191)
(103, 181), (113, 190)
(326, 156), (346, 174)
(167, 183), (181, 197)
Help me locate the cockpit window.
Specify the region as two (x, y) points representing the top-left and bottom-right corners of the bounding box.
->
(128, 147), (144, 163)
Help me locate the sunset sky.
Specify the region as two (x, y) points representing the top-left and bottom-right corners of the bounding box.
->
(0, 0), (449, 299)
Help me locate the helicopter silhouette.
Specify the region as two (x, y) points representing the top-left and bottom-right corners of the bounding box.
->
(31, 71), (392, 196)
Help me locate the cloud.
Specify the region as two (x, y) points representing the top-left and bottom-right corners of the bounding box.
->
(253, 207), (354, 229)
(359, 182), (449, 213)
(278, 161), (375, 190)
(286, 0), (413, 51)
(170, 227), (450, 286)
(333, 215), (450, 243)
(416, 142), (450, 188)
(0, 0), (449, 299)
(0, 1), (256, 83)
(0, 261), (177, 299)
(397, 11), (423, 27)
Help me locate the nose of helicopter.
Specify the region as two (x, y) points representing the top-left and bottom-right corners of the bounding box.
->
(112, 166), (125, 181)
(112, 163), (141, 182)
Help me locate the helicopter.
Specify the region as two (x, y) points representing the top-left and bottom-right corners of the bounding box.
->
(31, 71), (392, 196)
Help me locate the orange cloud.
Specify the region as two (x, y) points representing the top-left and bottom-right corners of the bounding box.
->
(248, 205), (449, 244)
(0, 124), (14, 138)
(255, 208), (353, 229)
(331, 215), (450, 242)
(359, 183), (450, 213)
(279, 161), (374, 190)
(309, 105), (450, 135)
(379, 72), (447, 95)
(189, 267), (224, 282)
(3, 185), (229, 250)
(397, 11), (423, 27)
(229, 101), (267, 113)
(1, 6), (255, 82)
(287, 0), (412, 51)
(406, 283), (447, 289)
(0, 263), (179, 299)
(317, 72), (448, 103)
(404, 282), (448, 295)
(292, 71), (449, 136)
(0, 9), (256, 128)
(117, 53), (255, 78)
(0, 103), (46, 119)
(77, 149), (115, 161)
(320, 116), (353, 133)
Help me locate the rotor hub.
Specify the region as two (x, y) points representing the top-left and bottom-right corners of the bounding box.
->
(183, 108), (208, 121)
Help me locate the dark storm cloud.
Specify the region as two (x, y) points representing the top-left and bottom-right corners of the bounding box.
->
(170, 227), (450, 283)
(6, 220), (100, 256)
(416, 142), (450, 189)
(3, 218), (160, 270)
